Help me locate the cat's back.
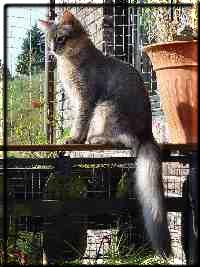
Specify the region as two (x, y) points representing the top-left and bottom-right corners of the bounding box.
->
(91, 51), (145, 91)
(106, 55), (143, 82)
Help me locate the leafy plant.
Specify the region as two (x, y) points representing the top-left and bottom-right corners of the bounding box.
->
(64, 230), (170, 265)
(0, 226), (29, 265)
(45, 172), (88, 200)
(97, 230), (169, 265)
(7, 73), (47, 145)
(56, 127), (71, 144)
(142, 0), (198, 44)
(116, 172), (129, 198)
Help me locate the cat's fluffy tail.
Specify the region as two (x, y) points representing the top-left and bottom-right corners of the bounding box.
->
(134, 141), (172, 258)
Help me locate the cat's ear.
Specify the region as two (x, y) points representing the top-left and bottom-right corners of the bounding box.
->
(62, 10), (75, 25)
(62, 9), (85, 33)
(38, 19), (54, 32)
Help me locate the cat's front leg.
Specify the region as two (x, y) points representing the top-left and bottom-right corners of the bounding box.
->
(65, 105), (91, 144)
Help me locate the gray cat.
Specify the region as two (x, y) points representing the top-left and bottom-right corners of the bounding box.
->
(39, 9), (172, 258)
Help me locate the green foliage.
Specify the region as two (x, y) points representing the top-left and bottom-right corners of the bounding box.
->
(56, 127), (72, 144)
(46, 172), (87, 200)
(0, 229), (42, 265)
(116, 172), (128, 198)
(7, 70), (69, 148)
(0, 59), (12, 80)
(140, 1), (198, 43)
(64, 231), (170, 265)
(16, 24), (45, 76)
(7, 72), (47, 145)
(0, 230), (169, 265)
(104, 249), (169, 265)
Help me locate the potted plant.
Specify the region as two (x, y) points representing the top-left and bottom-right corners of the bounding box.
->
(143, 0), (198, 144)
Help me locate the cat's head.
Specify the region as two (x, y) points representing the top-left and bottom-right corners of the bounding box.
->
(38, 10), (88, 56)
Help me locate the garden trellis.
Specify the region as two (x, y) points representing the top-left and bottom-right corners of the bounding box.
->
(1, 0), (198, 265)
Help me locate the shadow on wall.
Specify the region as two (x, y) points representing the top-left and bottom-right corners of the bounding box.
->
(176, 101), (197, 144)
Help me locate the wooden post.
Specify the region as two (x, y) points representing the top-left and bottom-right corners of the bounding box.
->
(45, 0), (55, 144)
(181, 151), (198, 265)
(187, 152), (198, 264)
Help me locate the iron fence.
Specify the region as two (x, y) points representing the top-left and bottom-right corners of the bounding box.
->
(0, 144), (198, 264)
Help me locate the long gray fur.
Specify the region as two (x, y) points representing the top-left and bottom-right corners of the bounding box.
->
(39, 10), (172, 258)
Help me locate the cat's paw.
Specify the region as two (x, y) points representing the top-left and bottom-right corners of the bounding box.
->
(86, 136), (110, 145)
(65, 137), (81, 144)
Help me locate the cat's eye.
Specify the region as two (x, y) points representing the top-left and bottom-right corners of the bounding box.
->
(57, 36), (66, 43)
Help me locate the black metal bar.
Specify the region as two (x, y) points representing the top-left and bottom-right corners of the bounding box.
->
(170, 0), (174, 21)
(102, 0), (114, 56)
(187, 152), (198, 265)
(0, 143), (197, 151)
(0, 154), (192, 170)
(46, 0), (56, 144)
(114, 0), (129, 62)
(1, 158), (55, 167)
(3, 3), (194, 8)
(6, 197), (186, 218)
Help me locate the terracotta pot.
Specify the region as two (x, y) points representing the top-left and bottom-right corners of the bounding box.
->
(144, 40), (198, 144)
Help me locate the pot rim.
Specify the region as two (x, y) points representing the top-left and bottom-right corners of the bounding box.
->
(143, 40), (198, 52)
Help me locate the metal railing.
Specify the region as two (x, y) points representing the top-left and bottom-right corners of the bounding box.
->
(0, 144), (198, 264)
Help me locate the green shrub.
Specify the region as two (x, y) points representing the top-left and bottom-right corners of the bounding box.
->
(7, 73), (47, 145)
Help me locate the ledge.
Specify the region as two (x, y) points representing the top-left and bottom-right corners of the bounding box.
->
(0, 143), (197, 152)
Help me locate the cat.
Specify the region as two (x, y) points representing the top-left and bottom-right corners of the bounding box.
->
(39, 9), (172, 259)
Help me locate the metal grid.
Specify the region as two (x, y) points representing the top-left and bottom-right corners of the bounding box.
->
(1, 150), (193, 264)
